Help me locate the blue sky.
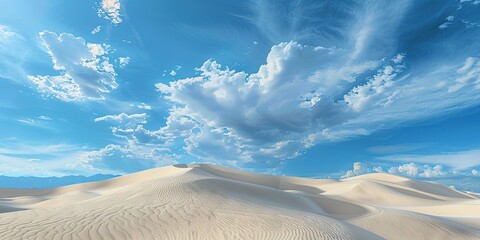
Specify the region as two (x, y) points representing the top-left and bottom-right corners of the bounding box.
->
(1, 0), (480, 191)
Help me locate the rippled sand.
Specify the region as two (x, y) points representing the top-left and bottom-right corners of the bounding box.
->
(0, 164), (479, 239)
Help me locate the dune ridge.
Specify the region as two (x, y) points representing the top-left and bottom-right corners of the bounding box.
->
(0, 163), (478, 239)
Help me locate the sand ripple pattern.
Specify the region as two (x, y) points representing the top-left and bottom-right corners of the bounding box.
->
(0, 164), (479, 240)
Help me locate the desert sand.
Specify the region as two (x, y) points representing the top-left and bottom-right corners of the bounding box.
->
(0, 163), (478, 239)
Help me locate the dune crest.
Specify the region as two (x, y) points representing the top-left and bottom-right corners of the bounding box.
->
(0, 164), (479, 239)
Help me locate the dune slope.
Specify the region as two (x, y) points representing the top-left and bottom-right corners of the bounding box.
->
(0, 164), (478, 240)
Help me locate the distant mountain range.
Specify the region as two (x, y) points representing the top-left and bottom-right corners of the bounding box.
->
(0, 174), (119, 189)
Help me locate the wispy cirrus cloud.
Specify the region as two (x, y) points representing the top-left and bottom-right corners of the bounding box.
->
(14, 116), (55, 131)
(367, 144), (427, 154)
(377, 149), (480, 169)
(0, 25), (19, 45)
(0, 141), (99, 177)
(0, 25), (27, 83)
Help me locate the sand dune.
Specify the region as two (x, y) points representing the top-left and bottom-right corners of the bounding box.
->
(0, 164), (478, 239)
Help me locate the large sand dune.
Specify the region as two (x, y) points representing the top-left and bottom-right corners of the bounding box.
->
(0, 164), (478, 239)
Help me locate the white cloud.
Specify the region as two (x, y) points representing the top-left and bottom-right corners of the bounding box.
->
(38, 115), (52, 121)
(17, 116), (53, 126)
(91, 26), (102, 35)
(156, 42), (383, 164)
(420, 164), (448, 178)
(136, 103), (152, 110)
(155, 40), (480, 165)
(344, 57), (405, 111)
(341, 162), (370, 179)
(341, 162), (385, 179)
(459, 0), (480, 8)
(0, 142), (98, 177)
(118, 57), (130, 68)
(388, 163), (449, 178)
(17, 118), (37, 125)
(95, 113), (148, 128)
(462, 20), (480, 28)
(250, 0), (411, 53)
(448, 57), (480, 92)
(77, 142), (178, 174)
(0, 25), (19, 45)
(342, 170), (355, 179)
(97, 0), (122, 25)
(15, 116), (54, 129)
(27, 31), (119, 102)
(388, 163), (420, 177)
(378, 149), (480, 169)
(162, 66), (182, 77)
(0, 25), (26, 83)
(341, 161), (474, 181)
(439, 16), (455, 30)
(86, 112), (179, 173)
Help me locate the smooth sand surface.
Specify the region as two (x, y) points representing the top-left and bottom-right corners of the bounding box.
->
(0, 164), (478, 239)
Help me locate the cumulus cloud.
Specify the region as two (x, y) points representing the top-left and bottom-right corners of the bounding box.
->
(84, 112), (180, 172)
(344, 56), (405, 111)
(388, 163), (450, 178)
(339, 161), (480, 192)
(97, 0), (122, 25)
(27, 31), (120, 101)
(162, 66), (182, 77)
(78, 142), (178, 173)
(341, 161), (472, 180)
(420, 164), (448, 178)
(156, 42), (386, 164)
(155, 38), (480, 165)
(82, 1), (480, 170)
(373, 166), (384, 173)
(341, 162), (371, 178)
(118, 57), (130, 68)
(388, 163), (420, 177)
